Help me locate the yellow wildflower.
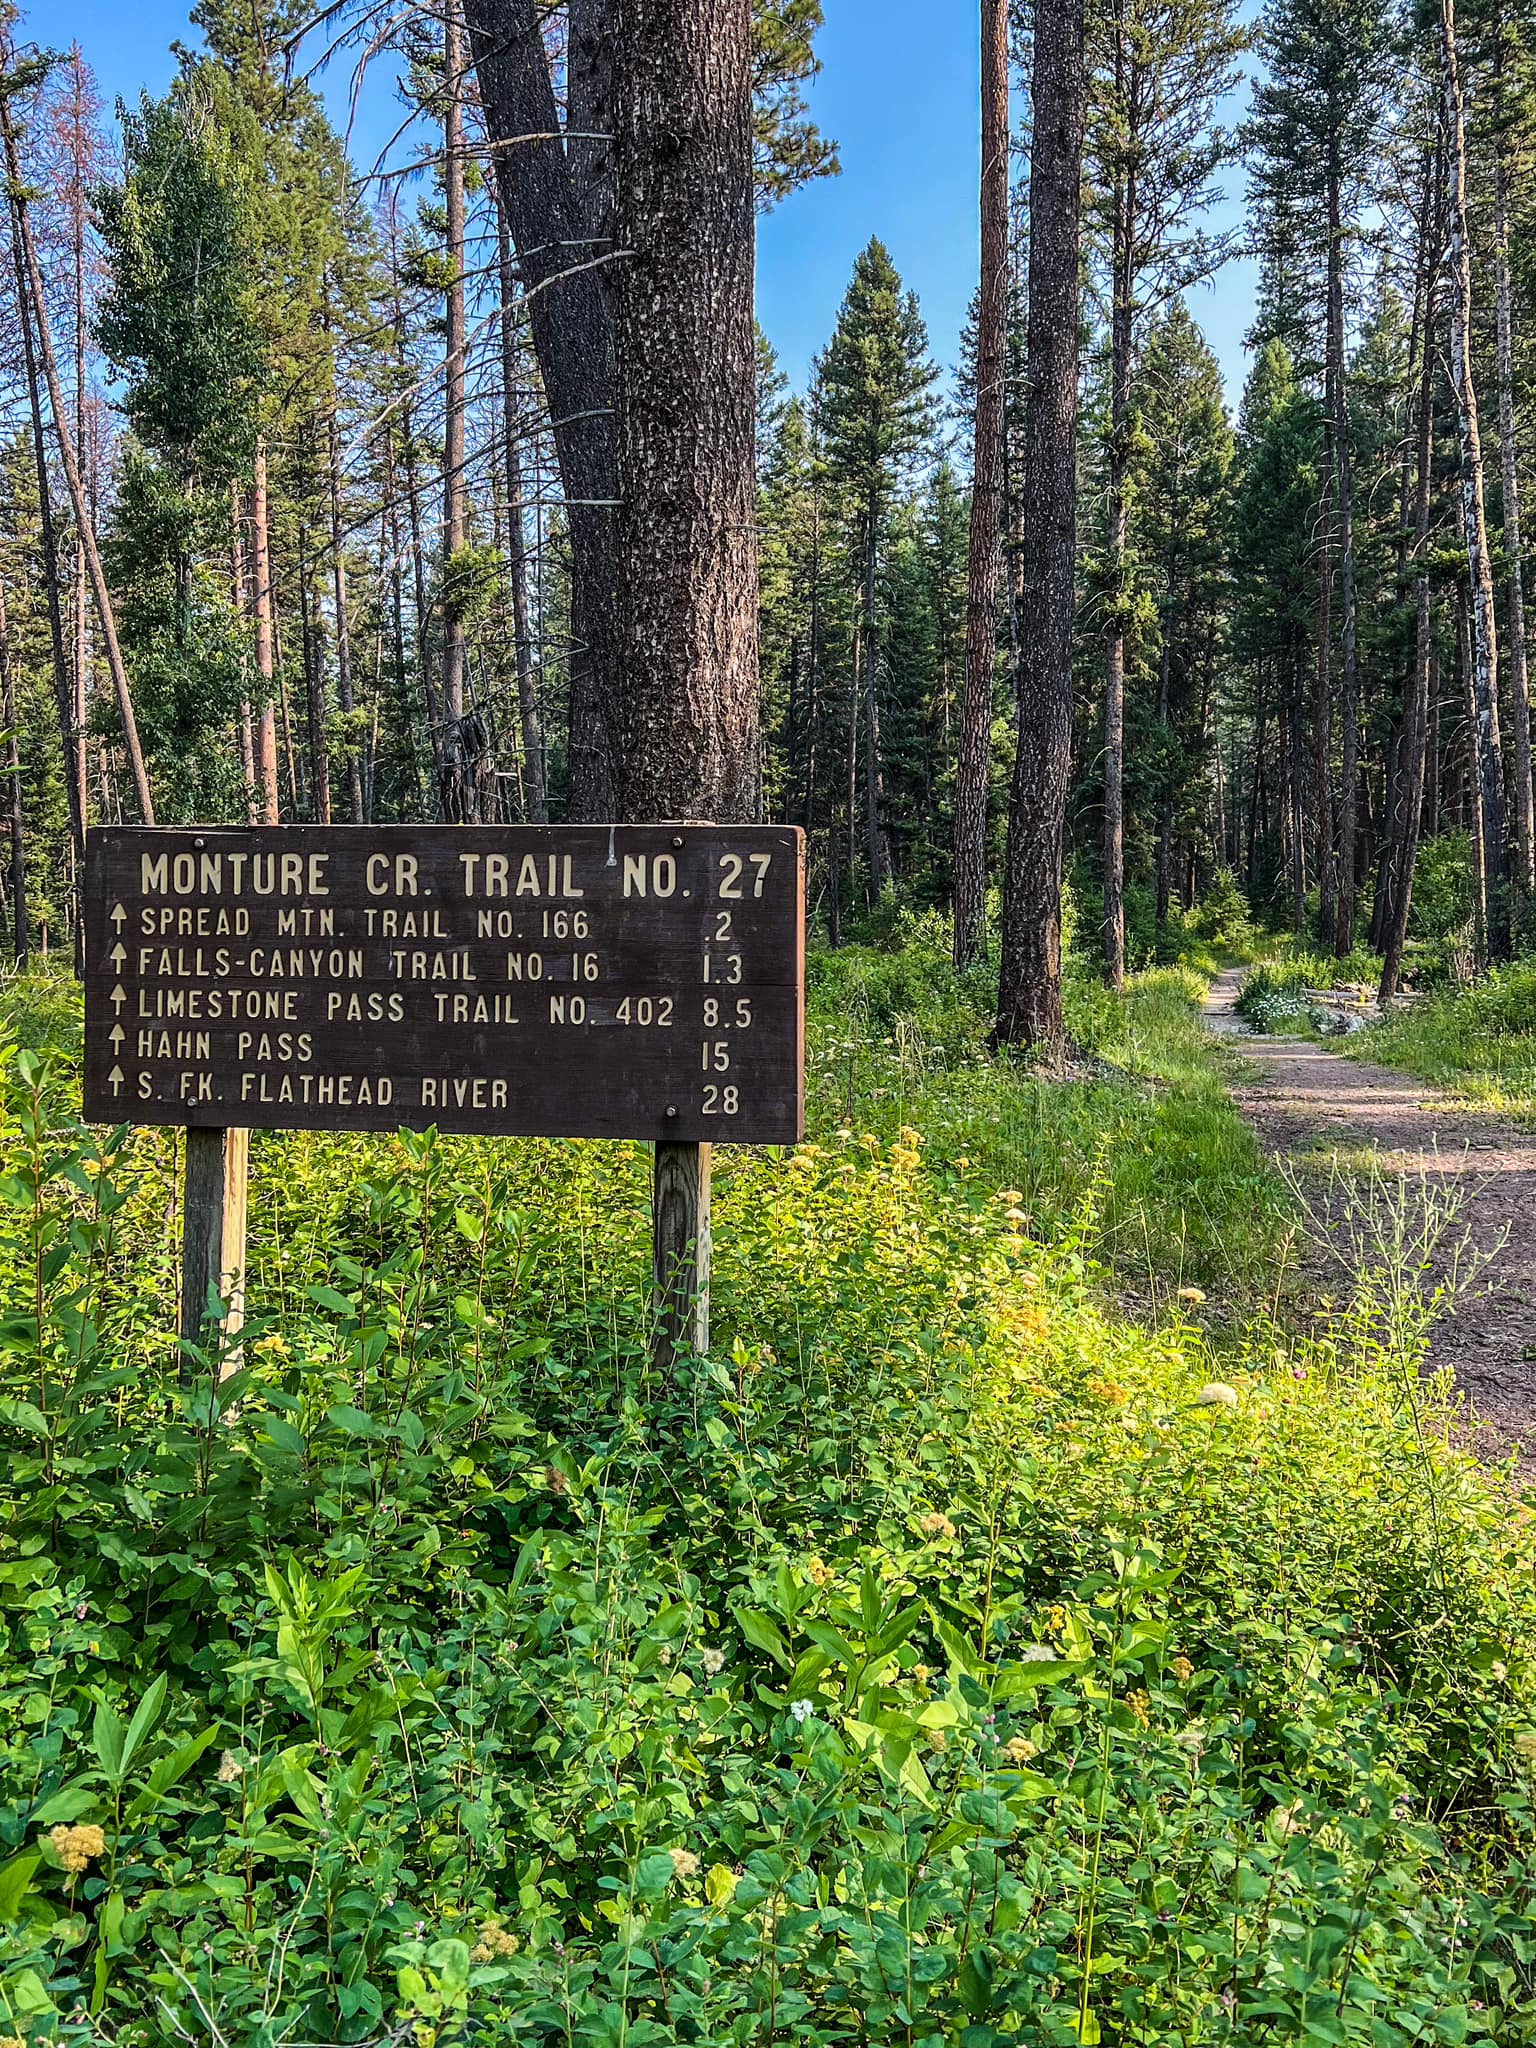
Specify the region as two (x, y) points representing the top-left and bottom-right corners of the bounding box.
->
(1046, 1605), (1068, 1636)
(1126, 1690), (1151, 1728)
(995, 1189), (1025, 1205)
(805, 1557), (834, 1587)
(1514, 1731), (1536, 1761)
(49, 1823), (106, 1875)
(1002, 1735), (1037, 1764)
(670, 1847), (701, 1880)
(1177, 1287), (1207, 1306)
(1196, 1382), (1239, 1409)
(919, 1511), (957, 1540)
(470, 1921), (520, 1963)
(928, 1728), (949, 1753)
(1171, 1656), (1194, 1684)
(898, 1126), (924, 1148)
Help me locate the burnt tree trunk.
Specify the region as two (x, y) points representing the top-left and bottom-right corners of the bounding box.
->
(611, 0), (759, 823)
(953, 0), (1009, 969)
(995, 0), (1086, 1053)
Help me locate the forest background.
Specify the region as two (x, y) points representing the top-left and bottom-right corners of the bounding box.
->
(2, 0), (1529, 1007)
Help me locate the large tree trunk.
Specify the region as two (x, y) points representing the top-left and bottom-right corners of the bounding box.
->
(995, 0), (1086, 1053)
(496, 200), (549, 823)
(953, 0), (1009, 970)
(0, 68), (153, 826)
(1314, 432), (1335, 936)
(1440, 0), (1509, 958)
(611, 0), (758, 823)
(1328, 153), (1362, 955)
(1493, 40), (1532, 906)
(466, 0), (623, 819)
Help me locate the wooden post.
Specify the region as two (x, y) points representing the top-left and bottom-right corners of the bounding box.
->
(180, 1125), (250, 1374)
(652, 1139), (711, 1367)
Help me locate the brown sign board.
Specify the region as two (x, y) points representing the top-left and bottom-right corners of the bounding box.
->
(83, 825), (805, 1144)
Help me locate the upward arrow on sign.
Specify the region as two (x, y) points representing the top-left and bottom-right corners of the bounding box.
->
(109, 902), (126, 930)
(110, 983), (126, 1011)
(108, 942), (127, 969)
(109, 1023), (125, 1051)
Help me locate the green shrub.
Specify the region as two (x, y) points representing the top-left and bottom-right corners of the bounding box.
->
(0, 960), (1532, 2044)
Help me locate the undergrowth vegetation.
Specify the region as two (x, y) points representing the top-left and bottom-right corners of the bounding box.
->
(1, 939), (1534, 2045)
(1350, 961), (1536, 1125)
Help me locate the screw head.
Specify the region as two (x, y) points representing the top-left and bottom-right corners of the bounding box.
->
(672, 835), (684, 848)
(666, 1105), (678, 1118)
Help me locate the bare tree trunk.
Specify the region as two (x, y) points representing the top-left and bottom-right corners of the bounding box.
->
(8, 147), (84, 881)
(1493, 36), (1532, 905)
(1101, 15), (1136, 990)
(440, 2), (471, 822)
(496, 200), (548, 822)
(1329, 152), (1361, 955)
(466, 0), (623, 818)
(250, 442), (280, 823)
(0, 582), (28, 966)
(1379, 204), (1438, 1004)
(0, 67), (153, 824)
(324, 320), (365, 823)
(1314, 433), (1335, 936)
(953, 0), (1008, 969)
(1440, 0), (1509, 956)
(611, 0), (759, 823)
(860, 513), (892, 893)
(298, 524), (332, 824)
(996, 0), (1086, 1053)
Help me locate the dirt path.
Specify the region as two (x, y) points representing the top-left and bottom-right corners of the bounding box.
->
(1204, 966), (1536, 1469)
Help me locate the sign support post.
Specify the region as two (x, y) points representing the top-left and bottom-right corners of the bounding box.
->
(180, 1124), (249, 1373)
(652, 1138), (711, 1368)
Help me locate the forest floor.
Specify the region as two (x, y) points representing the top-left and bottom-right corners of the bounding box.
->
(1206, 964), (1536, 1474)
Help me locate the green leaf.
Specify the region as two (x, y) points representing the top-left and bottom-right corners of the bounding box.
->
(92, 1699), (127, 1786)
(120, 1674), (167, 1780)
(30, 1784), (97, 1828)
(0, 1852), (40, 1923)
(0, 1395), (48, 1434)
(736, 1606), (791, 1668)
(326, 1404), (379, 1437)
(125, 1727), (221, 1821)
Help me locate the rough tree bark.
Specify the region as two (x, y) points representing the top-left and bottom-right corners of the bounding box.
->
(1439, 0), (1509, 958)
(611, 0), (759, 823)
(995, 0), (1086, 1053)
(465, 0), (623, 819)
(952, 0), (1009, 970)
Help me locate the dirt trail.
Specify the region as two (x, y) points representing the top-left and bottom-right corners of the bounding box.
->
(1204, 966), (1536, 1469)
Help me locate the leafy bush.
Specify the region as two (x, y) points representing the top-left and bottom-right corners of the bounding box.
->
(1, 965), (1533, 2045)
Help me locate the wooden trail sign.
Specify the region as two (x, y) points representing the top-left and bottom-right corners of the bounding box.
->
(83, 824), (806, 1361)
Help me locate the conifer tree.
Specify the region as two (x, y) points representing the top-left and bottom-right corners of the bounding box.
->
(818, 238), (937, 899)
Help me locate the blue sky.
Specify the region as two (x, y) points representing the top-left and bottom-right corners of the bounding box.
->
(60, 0), (1260, 408)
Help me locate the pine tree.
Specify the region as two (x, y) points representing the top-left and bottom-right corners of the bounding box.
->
(818, 238), (937, 899)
